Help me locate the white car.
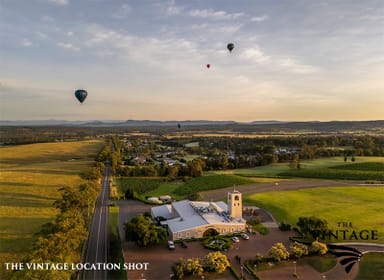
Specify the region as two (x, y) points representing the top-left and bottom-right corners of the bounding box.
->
(231, 236), (240, 243)
(167, 241), (175, 250)
(241, 233), (249, 240)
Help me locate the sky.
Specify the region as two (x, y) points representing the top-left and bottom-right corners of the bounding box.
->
(0, 0), (383, 122)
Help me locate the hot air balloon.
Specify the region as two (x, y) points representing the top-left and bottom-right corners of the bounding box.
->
(227, 43), (234, 52)
(74, 89), (87, 104)
(206, 64), (210, 69)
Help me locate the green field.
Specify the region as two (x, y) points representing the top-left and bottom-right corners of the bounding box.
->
(114, 174), (255, 201)
(243, 186), (384, 243)
(356, 252), (384, 280)
(217, 157), (384, 179)
(0, 140), (104, 278)
(173, 174), (254, 196)
(108, 205), (127, 280)
(280, 162), (384, 180)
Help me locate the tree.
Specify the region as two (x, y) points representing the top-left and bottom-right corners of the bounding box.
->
(311, 240), (328, 255)
(296, 216), (328, 240)
(167, 164), (179, 179)
(110, 185), (119, 199)
(290, 242), (309, 259)
(268, 242), (290, 262)
(187, 192), (204, 201)
(188, 159), (204, 177)
(172, 260), (185, 280)
(124, 215), (167, 246)
(125, 187), (138, 199)
(203, 251), (230, 274)
(289, 154), (300, 169)
(184, 258), (204, 277)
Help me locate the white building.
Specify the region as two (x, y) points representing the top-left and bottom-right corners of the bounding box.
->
(151, 190), (246, 241)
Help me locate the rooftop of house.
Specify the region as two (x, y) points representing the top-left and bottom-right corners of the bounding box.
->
(151, 199), (245, 233)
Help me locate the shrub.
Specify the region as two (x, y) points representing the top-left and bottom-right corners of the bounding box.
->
(311, 240), (328, 255)
(290, 241), (309, 258)
(203, 237), (231, 251)
(279, 221), (292, 231)
(268, 242), (290, 262)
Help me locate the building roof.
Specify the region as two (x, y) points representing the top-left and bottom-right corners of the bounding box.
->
(151, 204), (174, 220)
(167, 215), (208, 232)
(172, 200), (198, 218)
(152, 199), (245, 234)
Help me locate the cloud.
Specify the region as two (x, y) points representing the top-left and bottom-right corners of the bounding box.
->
(112, 4), (132, 19)
(166, 0), (182, 15)
(241, 47), (270, 64)
(57, 42), (80, 51)
(35, 31), (48, 39)
(82, 24), (202, 70)
(275, 57), (317, 74)
(21, 38), (33, 47)
(250, 15), (269, 22)
(241, 47), (318, 74)
(41, 15), (55, 22)
(188, 9), (244, 20)
(45, 0), (69, 5)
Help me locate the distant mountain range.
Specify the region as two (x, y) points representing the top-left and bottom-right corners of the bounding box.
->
(0, 119), (283, 126)
(1, 120), (383, 134)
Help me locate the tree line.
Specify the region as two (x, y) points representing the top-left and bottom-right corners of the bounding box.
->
(113, 134), (383, 179)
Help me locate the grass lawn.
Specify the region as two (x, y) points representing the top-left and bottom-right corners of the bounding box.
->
(108, 205), (127, 280)
(173, 174), (254, 196)
(243, 186), (384, 243)
(116, 173), (255, 201)
(109, 205), (119, 237)
(299, 254), (337, 273)
(355, 252), (384, 280)
(0, 140), (104, 279)
(143, 182), (184, 200)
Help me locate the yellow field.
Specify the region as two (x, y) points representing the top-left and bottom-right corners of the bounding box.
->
(0, 140), (104, 279)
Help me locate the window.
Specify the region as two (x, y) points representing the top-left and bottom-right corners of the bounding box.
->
(234, 195), (239, 201)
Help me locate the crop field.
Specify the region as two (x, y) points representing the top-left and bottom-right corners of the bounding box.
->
(243, 186), (384, 243)
(0, 140), (104, 278)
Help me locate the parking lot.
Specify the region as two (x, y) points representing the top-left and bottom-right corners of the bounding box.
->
(118, 199), (359, 280)
(119, 197), (296, 280)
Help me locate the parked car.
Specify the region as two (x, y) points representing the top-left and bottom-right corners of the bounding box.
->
(231, 236), (240, 243)
(181, 241), (188, 248)
(168, 241), (175, 250)
(241, 233), (249, 240)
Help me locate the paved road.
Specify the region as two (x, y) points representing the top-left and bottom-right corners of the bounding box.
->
(82, 164), (110, 280)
